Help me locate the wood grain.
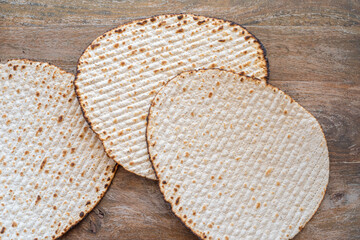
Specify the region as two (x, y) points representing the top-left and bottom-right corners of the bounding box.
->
(1, 0), (359, 239)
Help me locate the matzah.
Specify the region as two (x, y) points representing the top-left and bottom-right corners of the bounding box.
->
(147, 69), (329, 239)
(0, 59), (117, 240)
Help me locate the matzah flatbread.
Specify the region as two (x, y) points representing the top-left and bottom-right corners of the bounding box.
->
(0, 59), (117, 240)
(75, 14), (269, 179)
(147, 69), (329, 239)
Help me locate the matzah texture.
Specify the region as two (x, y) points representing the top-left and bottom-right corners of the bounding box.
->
(147, 69), (329, 240)
(75, 14), (268, 179)
(0, 60), (117, 240)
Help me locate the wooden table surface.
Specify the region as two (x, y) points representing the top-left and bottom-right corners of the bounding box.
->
(1, 1), (359, 239)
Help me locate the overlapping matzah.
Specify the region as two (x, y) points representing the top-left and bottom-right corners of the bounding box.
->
(0, 60), (117, 240)
(147, 69), (329, 239)
(75, 14), (269, 179)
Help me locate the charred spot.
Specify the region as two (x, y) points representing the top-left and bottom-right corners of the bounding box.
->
(177, 15), (184, 20)
(175, 197), (180, 205)
(114, 29), (124, 33)
(79, 212), (84, 217)
(176, 28), (184, 33)
(70, 162), (75, 167)
(86, 201), (91, 206)
(230, 22), (236, 26)
(218, 26), (224, 31)
(53, 193), (58, 197)
(40, 158), (47, 170)
(245, 36), (251, 40)
(104, 184), (109, 188)
(208, 92), (213, 98)
(218, 39), (225, 42)
(113, 43), (119, 48)
(12, 221), (17, 227)
(8, 74), (13, 79)
(137, 20), (148, 25)
(71, 148), (76, 154)
(120, 62), (125, 66)
(197, 20), (206, 25)
(158, 21), (166, 27)
(21, 65), (26, 69)
(193, 17), (199, 20)
(162, 180), (167, 185)
(150, 17), (156, 22)
(35, 195), (41, 205)
(90, 43), (100, 50)
(0, 227), (5, 233)
(58, 115), (63, 123)
(13, 65), (18, 70)
(35, 127), (43, 137)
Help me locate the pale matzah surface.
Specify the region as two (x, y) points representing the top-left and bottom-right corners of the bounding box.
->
(75, 14), (268, 179)
(147, 69), (329, 240)
(0, 60), (117, 240)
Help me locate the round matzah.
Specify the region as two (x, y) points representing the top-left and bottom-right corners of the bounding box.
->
(147, 69), (329, 240)
(0, 59), (117, 240)
(75, 13), (269, 180)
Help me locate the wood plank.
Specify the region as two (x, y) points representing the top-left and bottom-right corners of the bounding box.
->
(0, 0), (359, 27)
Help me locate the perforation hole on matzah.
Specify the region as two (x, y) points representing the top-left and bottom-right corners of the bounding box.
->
(0, 59), (117, 240)
(75, 14), (269, 179)
(147, 69), (329, 240)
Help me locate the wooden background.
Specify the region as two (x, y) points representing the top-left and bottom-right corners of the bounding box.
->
(1, 0), (359, 239)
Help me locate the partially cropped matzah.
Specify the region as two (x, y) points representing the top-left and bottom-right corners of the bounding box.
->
(75, 14), (269, 179)
(0, 60), (117, 240)
(147, 69), (329, 240)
